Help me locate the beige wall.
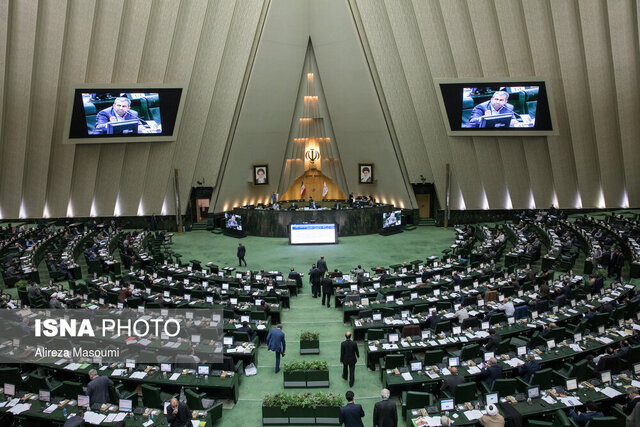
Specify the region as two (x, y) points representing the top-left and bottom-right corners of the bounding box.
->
(0, 0), (637, 219)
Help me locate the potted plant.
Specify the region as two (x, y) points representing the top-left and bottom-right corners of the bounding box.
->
(314, 392), (342, 424)
(262, 392), (293, 424)
(287, 392), (318, 424)
(283, 361), (307, 388)
(300, 330), (320, 354)
(305, 360), (329, 388)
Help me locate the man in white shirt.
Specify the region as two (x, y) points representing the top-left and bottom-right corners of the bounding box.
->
(497, 298), (515, 317)
(454, 305), (469, 323)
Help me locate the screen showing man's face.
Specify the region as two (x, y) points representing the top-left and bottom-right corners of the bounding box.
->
(113, 100), (130, 117)
(490, 94), (508, 111)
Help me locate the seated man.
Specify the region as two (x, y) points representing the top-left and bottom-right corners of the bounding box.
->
(468, 90), (516, 127)
(94, 97), (143, 134)
(568, 401), (603, 426)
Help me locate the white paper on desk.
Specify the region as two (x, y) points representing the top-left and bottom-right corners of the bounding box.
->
(505, 358), (524, 367)
(369, 346), (377, 352)
(441, 368), (451, 376)
(468, 311), (479, 316)
(138, 338), (152, 346)
(129, 371), (147, 379)
(632, 324), (640, 331)
(43, 404), (57, 414)
(560, 397), (582, 407)
(632, 380), (640, 388)
(169, 373), (181, 381)
(104, 413), (117, 423)
(111, 369), (126, 377)
(64, 363), (81, 371)
(464, 410), (484, 420)
(54, 358), (67, 366)
(0, 401), (7, 408)
(7, 398), (19, 407)
(597, 337), (613, 344)
(600, 387), (622, 398)
(401, 342), (410, 348)
(114, 413), (126, 421)
(191, 421), (202, 427)
(257, 324), (266, 330)
(427, 371), (440, 379)
(99, 365), (108, 371)
(401, 372), (413, 381)
(468, 366), (481, 374)
(354, 321), (362, 327)
(617, 330), (628, 337)
(429, 340), (438, 346)
(143, 420), (154, 427)
(569, 344), (582, 352)
(542, 396), (556, 404)
(460, 337), (468, 343)
(438, 339), (448, 345)
(8, 403), (30, 414)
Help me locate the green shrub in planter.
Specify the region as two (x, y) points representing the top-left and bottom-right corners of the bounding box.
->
(300, 331), (320, 354)
(262, 392), (342, 425)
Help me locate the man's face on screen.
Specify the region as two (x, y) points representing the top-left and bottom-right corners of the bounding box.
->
(113, 100), (130, 117)
(490, 94), (507, 111)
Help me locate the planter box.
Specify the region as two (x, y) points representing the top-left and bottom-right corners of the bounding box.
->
(306, 370), (329, 388)
(262, 405), (341, 425)
(315, 406), (340, 425)
(300, 339), (320, 354)
(283, 370), (307, 388)
(287, 406), (316, 424)
(262, 406), (288, 425)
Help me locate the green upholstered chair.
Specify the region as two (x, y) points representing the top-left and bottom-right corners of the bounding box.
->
(365, 329), (385, 341)
(185, 388), (207, 410)
(141, 384), (174, 409)
(584, 417), (619, 427)
(60, 381), (84, 400)
(401, 391), (432, 419)
(423, 349), (444, 366)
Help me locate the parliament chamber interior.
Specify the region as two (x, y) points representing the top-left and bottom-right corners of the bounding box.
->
(0, 1), (639, 426)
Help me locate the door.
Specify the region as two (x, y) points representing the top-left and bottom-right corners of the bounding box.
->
(416, 194), (430, 218)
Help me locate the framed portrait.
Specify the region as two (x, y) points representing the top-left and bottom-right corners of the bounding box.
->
(253, 164), (268, 185)
(359, 163), (374, 184)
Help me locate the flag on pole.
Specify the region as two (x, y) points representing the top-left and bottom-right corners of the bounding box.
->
(300, 181), (306, 198)
(322, 181), (328, 198)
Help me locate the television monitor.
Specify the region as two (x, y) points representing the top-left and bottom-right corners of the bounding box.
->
(197, 365), (210, 376)
(546, 340), (556, 350)
(230, 298), (238, 305)
(39, 389), (51, 402)
(255, 299), (263, 306)
(448, 357), (459, 367)
(452, 326), (461, 335)
(634, 363), (640, 376)
(160, 363), (172, 373)
(527, 386), (540, 399)
(484, 352), (494, 362)
(440, 399), (454, 412)
(566, 378), (577, 391)
(481, 321), (490, 330)
(421, 331), (431, 340)
(241, 315), (250, 323)
(372, 313), (382, 321)
(435, 79), (556, 136)
(125, 359), (136, 369)
(382, 210), (402, 229)
(3, 383), (14, 396)
(289, 223), (338, 245)
(410, 361), (423, 372)
(223, 336), (234, 346)
(401, 310), (410, 319)
(485, 393), (498, 405)
(66, 86), (186, 143)
(600, 371), (611, 384)
(388, 333), (399, 343)
(78, 395), (90, 408)
(191, 335), (200, 344)
(119, 399), (133, 412)
(517, 346), (527, 356)
(574, 333), (582, 343)
(224, 214), (243, 231)
(163, 290), (170, 298)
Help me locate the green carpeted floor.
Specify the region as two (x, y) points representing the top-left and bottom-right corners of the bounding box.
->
(169, 226), (457, 426)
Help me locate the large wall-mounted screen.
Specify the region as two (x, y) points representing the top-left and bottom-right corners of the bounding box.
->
(436, 79), (556, 136)
(225, 214), (243, 231)
(65, 85), (186, 144)
(289, 223), (337, 245)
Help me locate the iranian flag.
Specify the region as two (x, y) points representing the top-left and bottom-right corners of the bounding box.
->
(300, 181), (306, 198)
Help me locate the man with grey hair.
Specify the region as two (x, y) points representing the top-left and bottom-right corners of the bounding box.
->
(373, 388), (397, 427)
(469, 90), (516, 126)
(95, 96), (143, 133)
(86, 368), (113, 405)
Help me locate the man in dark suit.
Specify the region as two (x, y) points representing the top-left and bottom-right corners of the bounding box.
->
(237, 321), (255, 341)
(166, 397), (190, 427)
(317, 256), (328, 274)
(94, 97), (143, 134)
(309, 264), (322, 298)
(321, 274), (333, 308)
(483, 329), (500, 352)
(568, 401), (603, 426)
(373, 388), (397, 427)
(63, 410), (85, 427)
(479, 357), (503, 388)
(87, 369), (113, 405)
(266, 324), (286, 373)
(619, 386), (640, 415)
(340, 332), (359, 387)
(339, 390), (364, 427)
(517, 354), (540, 383)
(288, 267), (302, 290)
(468, 91), (516, 127)
(440, 366), (465, 395)
(237, 243), (247, 266)
(309, 197), (318, 209)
